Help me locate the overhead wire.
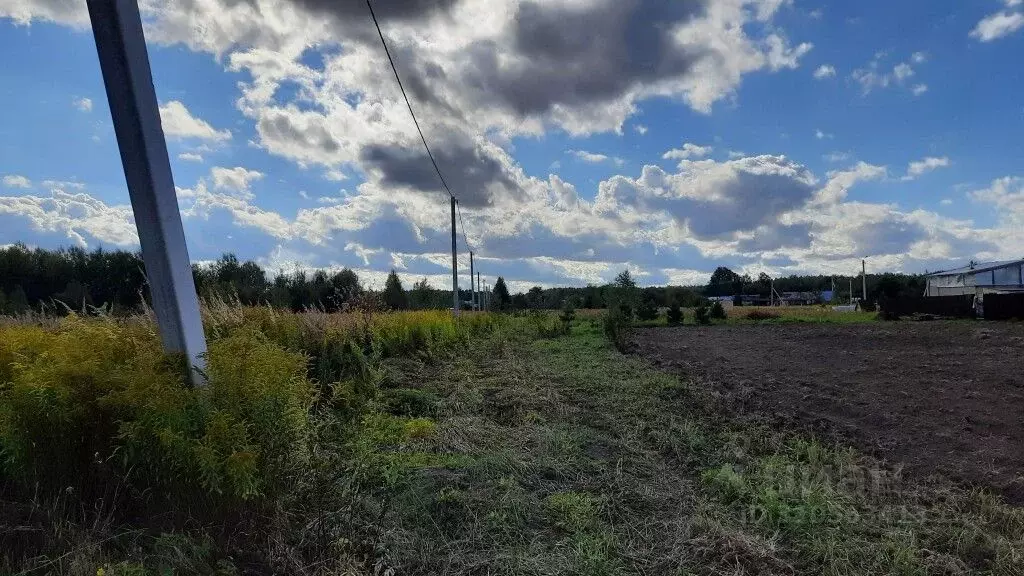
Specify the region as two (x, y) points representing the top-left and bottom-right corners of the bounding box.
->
(366, 0), (456, 201)
(367, 0), (485, 302)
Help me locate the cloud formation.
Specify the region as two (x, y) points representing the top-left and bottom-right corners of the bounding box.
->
(3, 175), (32, 189)
(903, 156), (950, 180)
(159, 101), (232, 142)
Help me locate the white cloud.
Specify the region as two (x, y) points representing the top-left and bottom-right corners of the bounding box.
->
(816, 162), (887, 204)
(764, 34), (814, 71)
(211, 166), (264, 192)
(824, 151), (851, 163)
(178, 152), (204, 163)
(569, 149), (609, 164)
(903, 157), (950, 180)
(815, 129), (833, 140)
(893, 63), (914, 81)
(971, 10), (1024, 41)
(158, 101), (231, 142)
(851, 51), (926, 95)
(662, 143), (713, 161)
(940, 198), (953, 206)
(634, 124), (648, 135)
(73, 97), (92, 112)
(0, 187), (137, 247)
(568, 149), (623, 166)
(3, 175), (32, 189)
(0, 0), (89, 28)
(179, 178), (290, 239)
(813, 64), (836, 79)
(911, 84), (928, 96)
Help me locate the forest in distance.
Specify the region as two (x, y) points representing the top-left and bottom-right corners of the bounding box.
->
(0, 244), (926, 315)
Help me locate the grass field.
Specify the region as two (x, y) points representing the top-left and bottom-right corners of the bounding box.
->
(2, 310), (1021, 574)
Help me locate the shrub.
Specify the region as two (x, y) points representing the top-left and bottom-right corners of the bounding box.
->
(602, 306), (633, 351)
(559, 299), (576, 332)
(710, 301), (727, 320)
(636, 297), (659, 322)
(694, 303), (711, 325)
(666, 302), (684, 326)
(0, 315), (315, 504)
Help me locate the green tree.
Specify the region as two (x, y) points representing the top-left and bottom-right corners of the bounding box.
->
(527, 286), (544, 309)
(409, 278), (433, 310)
(492, 277), (511, 310)
(666, 301), (684, 325)
(611, 269), (640, 318)
(383, 270), (408, 310)
(706, 266), (743, 297)
(7, 285), (29, 314)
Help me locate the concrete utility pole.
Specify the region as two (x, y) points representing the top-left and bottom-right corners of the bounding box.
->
(87, 0), (207, 385)
(469, 251), (476, 311)
(476, 272), (481, 312)
(451, 197), (459, 315)
(862, 259), (867, 302)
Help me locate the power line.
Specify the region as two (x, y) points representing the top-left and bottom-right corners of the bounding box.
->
(366, 0), (455, 200)
(367, 0), (487, 294)
(456, 199), (473, 252)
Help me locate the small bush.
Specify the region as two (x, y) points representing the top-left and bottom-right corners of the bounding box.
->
(0, 315), (314, 504)
(666, 302), (684, 325)
(710, 301), (727, 320)
(694, 303), (711, 325)
(636, 297), (659, 322)
(559, 300), (576, 333)
(602, 307), (633, 352)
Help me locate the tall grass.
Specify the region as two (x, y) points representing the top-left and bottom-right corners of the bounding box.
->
(0, 304), (500, 573)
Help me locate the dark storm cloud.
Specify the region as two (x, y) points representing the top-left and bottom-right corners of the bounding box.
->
(460, 0), (709, 116)
(290, 0), (458, 20)
(360, 138), (520, 207)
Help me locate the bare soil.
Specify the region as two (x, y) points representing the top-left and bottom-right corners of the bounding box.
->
(635, 321), (1024, 503)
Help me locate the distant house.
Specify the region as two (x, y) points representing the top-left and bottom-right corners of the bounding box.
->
(779, 291), (820, 306)
(924, 259), (1024, 297)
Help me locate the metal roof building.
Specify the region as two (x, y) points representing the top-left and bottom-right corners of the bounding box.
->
(924, 259), (1024, 296)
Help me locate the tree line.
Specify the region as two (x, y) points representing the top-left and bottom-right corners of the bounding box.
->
(0, 245), (926, 315)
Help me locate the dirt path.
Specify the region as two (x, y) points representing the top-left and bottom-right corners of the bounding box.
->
(635, 321), (1024, 503)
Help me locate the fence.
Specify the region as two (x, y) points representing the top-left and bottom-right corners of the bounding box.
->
(879, 295), (975, 318)
(983, 293), (1024, 320)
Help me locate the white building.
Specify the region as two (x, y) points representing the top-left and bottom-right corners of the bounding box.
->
(924, 259), (1024, 296)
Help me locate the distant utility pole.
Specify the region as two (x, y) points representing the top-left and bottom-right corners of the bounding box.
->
(88, 0), (207, 385)
(451, 197), (459, 315)
(770, 278), (774, 307)
(862, 259), (867, 302)
(476, 272), (481, 312)
(469, 251), (476, 312)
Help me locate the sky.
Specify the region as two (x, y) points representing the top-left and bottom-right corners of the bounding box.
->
(1, 0), (1023, 292)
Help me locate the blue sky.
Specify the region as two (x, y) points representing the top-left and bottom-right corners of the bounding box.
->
(2, 0), (1023, 291)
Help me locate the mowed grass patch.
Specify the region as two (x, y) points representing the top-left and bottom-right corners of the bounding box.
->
(379, 319), (1024, 575)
